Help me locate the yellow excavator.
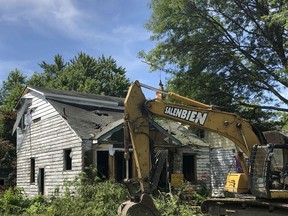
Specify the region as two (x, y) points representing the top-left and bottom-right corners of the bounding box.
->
(118, 80), (288, 216)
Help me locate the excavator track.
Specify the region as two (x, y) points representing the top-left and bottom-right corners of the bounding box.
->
(201, 197), (288, 216)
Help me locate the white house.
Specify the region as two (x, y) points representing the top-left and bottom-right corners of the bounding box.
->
(13, 86), (125, 196)
(13, 86), (236, 197)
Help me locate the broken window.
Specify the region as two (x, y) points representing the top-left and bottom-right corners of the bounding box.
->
(182, 154), (196, 182)
(19, 112), (27, 130)
(197, 129), (205, 138)
(30, 158), (35, 183)
(33, 117), (41, 123)
(192, 128), (205, 138)
(64, 149), (72, 170)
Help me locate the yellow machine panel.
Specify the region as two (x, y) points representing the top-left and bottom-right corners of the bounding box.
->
(225, 172), (249, 194)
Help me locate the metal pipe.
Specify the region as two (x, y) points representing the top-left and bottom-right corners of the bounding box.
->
(124, 118), (130, 180)
(139, 82), (167, 94)
(139, 82), (212, 109)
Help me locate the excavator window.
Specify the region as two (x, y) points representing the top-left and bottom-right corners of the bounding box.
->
(270, 148), (284, 173)
(252, 147), (267, 178)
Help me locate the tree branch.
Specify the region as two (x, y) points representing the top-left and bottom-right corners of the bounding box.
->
(239, 102), (288, 112)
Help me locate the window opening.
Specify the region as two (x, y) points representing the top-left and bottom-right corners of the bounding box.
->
(64, 149), (72, 170)
(33, 117), (41, 123)
(38, 168), (44, 195)
(30, 158), (35, 183)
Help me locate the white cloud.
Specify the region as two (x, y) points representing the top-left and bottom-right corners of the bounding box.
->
(0, 0), (86, 37)
(0, 0), (81, 22)
(0, 0), (150, 45)
(0, 0), (156, 91)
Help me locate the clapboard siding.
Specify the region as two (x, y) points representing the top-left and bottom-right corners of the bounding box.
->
(194, 148), (210, 188)
(17, 92), (83, 197)
(210, 148), (236, 197)
(204, 131), (237, 197)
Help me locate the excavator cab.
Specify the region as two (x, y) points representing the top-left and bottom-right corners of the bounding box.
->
(250, 143), (288, 199)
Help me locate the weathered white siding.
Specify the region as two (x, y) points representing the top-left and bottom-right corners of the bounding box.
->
(16, 91), (82, 197)
(204, 131), (237, 197)
(210, 148), (235, 197)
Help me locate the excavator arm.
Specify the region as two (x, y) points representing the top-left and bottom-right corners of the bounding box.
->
(145, 99), (259, 157)
(126, 81), (260, 176)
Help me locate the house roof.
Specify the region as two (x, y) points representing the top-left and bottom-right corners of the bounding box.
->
(14, 86), (207, 146)
(14, 86), (125, 139)
(94, 118), (124, 142)
(15, 86), (125, 110)
(48, 99), (124, 139)
(157, 119), (208, 147)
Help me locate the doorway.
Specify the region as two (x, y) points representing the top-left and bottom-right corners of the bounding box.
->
(114, 151), (133, 182)
(38, 168), (44, 195)
(183, 154), (196, 182)
(97, 151), (109, 180)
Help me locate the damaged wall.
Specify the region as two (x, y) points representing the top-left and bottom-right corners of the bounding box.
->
(172, 146), (210, 191)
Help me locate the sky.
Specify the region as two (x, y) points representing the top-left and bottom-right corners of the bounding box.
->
(0, 0), (167, 99)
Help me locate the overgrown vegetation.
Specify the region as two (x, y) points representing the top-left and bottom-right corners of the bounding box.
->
(0, 173), (207, 215)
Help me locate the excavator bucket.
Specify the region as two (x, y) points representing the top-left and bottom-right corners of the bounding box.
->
(118, 194), (160, 216)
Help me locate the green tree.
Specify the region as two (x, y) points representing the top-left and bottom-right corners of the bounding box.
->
(2, 54), (130, 111)
(28, 53), (130, 97)
(27, 54), (67, 88)
(141, 0), (287, 113)
(280, 112), (288, 132)
(0, 70), (26, 169)
(0, 71), (20, 181)
(0, 110), (16, 185)
(0, 69), (26, 111)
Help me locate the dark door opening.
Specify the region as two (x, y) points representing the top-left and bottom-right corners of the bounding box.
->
(183, 154), (196, 182)
(38, 168), (44, 195)
(97, 151), (109, 180)
(114, 151), (133, 182)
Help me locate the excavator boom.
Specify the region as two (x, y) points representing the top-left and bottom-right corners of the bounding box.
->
(125, 81), (260, 179)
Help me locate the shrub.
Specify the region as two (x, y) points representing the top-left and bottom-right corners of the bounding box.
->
(47, 172), (129, 216)
(154, 192), (196, 215)
(24, 194), (49, 215)
(0, 173), (205, 215)
(1, 187), (30, 215)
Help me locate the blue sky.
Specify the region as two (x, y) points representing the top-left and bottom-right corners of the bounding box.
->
(0, 0), (167, 98)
